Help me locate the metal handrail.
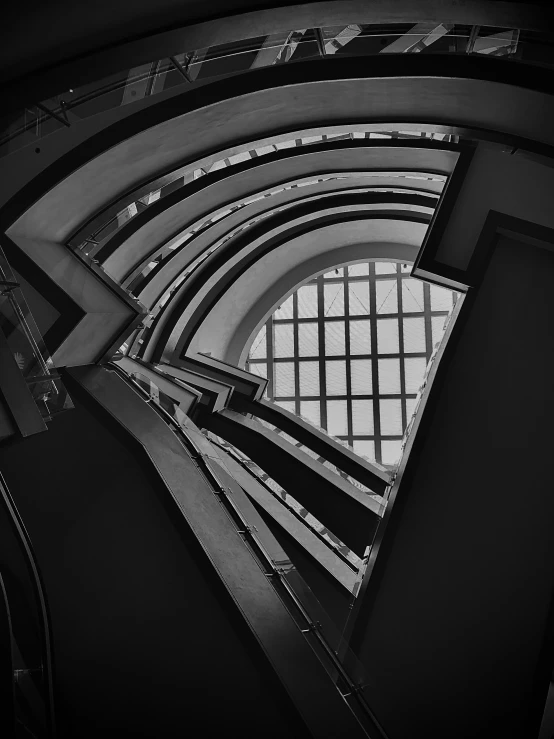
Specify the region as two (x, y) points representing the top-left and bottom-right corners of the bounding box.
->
(1, 23), (541, 160)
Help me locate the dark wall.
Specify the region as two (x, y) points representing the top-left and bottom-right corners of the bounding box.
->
(351, 234), (554, 739)
(0, 383), (309, 738)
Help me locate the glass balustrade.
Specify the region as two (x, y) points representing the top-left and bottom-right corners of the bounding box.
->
(0, 246), (73, 421)
(122, 171), (444, 359)
(255, 413), (386, 501)
(70, 134), (446, 255)
(1, 23), (552, 159)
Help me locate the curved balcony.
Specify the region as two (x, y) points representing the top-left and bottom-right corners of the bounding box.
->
(2, 21), (553, 161)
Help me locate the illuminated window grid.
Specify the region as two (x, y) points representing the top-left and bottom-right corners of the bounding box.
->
(247, 262), (456, 465)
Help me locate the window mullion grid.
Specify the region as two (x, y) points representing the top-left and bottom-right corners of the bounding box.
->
(266, 316), (274, 399)
(397, 268), (407, 432)
(369, 262), (382, 464)
(293, 291), (300, 416)
(423, 282), (433, 359)
(344, 267), (353, 448)
(317, 276), (327, 431)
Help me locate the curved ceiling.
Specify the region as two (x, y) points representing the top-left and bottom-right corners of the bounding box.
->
(197, 225), (428, 368)
(3, 1), (554, 380)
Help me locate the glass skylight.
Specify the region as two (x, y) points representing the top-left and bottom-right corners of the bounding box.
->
(246, 260), (458, 467)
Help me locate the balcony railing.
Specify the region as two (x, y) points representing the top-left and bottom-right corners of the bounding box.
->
(0, 246), (73, 425)
(1, 23), (551, 159)
(108, 359), (389, 736)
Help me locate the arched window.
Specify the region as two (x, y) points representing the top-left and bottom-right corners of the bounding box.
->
(246, 260), (457, 466)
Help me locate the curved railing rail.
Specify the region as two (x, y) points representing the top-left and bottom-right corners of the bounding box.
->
(120, 182), (441, 361)
(1, 23), (552, 159)
(205, 429), (363, 571)
(70, 130), (449, 257)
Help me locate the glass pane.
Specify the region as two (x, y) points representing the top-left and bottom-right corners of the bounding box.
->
(275, 400), (295, 413)
(297, 285), (318, 317)
(378, 358), (401, 394)
(381, 439), (403, 465)
(327, 400), (348, 436)
(325, 360), (346, 395)
(348, 282), (370, 314)
(380, 399), (403, 435)
(432, 315), (447, 346)
(377, 318), (399, 354)
(322, 25), (362, 54)
(324, 284), (344, 316)
(375, 279), (398, 314)
(430, 283), (453, 311)
(324, 268), (344, 278)
(403, 317), (426, 353)
(299, 361), (320, 396)
(348, 263), (369, 276)
(325, 321), (345, 355)
(249, 326), (266, 358)
(401, 279), (425, 312)
(353, 439), (376, 462)
(349, 320), (371, 355)
(375, 261), (397, 274)
(275, 362), (295, 395)
(274, 323), (294, 357)
(405, 357), (427, 393)
(351, 359), (372, 395)
(248, 362), (267, 378)
(300, 400), (320, 427)
(275, 294), (294, 319)
(473, 28), (519, 56)
(298, 322), (319, 356)
(352, 399), (374, 434)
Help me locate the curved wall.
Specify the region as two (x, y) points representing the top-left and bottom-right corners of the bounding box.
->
(175, 220), (426, 364)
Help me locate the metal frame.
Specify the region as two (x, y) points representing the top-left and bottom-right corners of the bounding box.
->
(247, 261), (456, 466)
(1, 0), (549, 112)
